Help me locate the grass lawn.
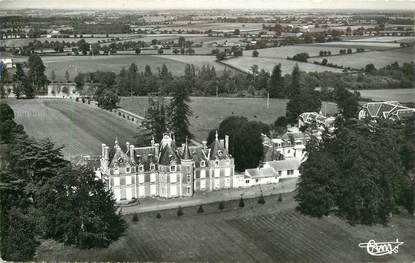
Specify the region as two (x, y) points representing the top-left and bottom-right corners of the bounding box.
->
(35, 192), (415, 262)
(6, 98), (138, 158)
(313, 47), (415, 70)
(221, 56), (343, 75)
(310, 41), (401, 50)
(357, 88), (415, 103)
(247, 45), (351, 59)
(120, 96), (338, 141)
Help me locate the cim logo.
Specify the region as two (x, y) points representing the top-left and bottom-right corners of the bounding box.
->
(358, 239), (404, 256)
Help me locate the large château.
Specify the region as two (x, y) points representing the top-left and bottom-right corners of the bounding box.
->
(97, 132), (235, 203)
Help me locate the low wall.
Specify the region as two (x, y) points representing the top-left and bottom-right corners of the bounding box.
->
(111, 108), (145, 125)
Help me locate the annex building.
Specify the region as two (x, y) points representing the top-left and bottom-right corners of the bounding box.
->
(96, 132), (234, 203)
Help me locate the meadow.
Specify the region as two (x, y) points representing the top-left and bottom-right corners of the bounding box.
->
(246, 45), (352, 58)
(14, 54), (226, 81)
(310, 41), (401, 50)
(313, 47), (415, 70)
(6, 98), (138, 158)
(357, 88), (415, 103)
(221, 56), (344, 75)
(35, 192), (415, 262)
(120, 96), (337, 141)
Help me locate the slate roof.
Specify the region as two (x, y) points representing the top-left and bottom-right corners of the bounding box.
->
(246, 167), (276, 178)
(109, 139), (133, 168)
(266, 158), (301, 172)
(209, 131), (229, 160)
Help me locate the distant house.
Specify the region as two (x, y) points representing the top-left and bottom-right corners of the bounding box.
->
(0, 58), (13, 69)
(359, 101), (415, 121)
(281, 32), (303, 38)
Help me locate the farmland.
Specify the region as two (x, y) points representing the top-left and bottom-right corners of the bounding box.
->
(6, 98), (138, 158)
(313, 47), (415, 70)
(221, 56), (344, 75)
(357, 88), (415, 103)
(245, 45), (356, 59)
(35, 192), (415, 262)
(13, 54), (226, 81)
(120, 96), (337, 141)
(311, 41), (402, 50)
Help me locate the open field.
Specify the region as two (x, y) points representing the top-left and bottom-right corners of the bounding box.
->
(120, 96), (337, 141)
(158, 22), (270, 32)
(314, 47), (415, 70)
(357, 88), (415, 103)
(35, 192), (415, 262)
(246, 45), (360, 59)
(348, 36), (415, 43)
(311, 41), (401, 50)
(221, 56), (343, 75)
(5, 98), (138, 158)
(14, 54), (226, 81)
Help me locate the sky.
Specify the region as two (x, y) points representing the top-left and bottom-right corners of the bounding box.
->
(0, 0), (414, 10)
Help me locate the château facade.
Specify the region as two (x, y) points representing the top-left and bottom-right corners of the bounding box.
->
(97, 132), (234, 203)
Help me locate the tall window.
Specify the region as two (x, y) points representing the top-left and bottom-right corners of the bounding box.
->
(170, 165), (176, 172)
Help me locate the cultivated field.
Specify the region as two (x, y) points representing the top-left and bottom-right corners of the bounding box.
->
(357, 88), (415, 103)
(314, 47), (415, 70)
(6, 98), (138, 158)
(221, 56), (343, 75)
(311, 41), (402, 50)
(35, 192), (415, 262)
(120, 96), (337, 141)
(246, 45), (357, 58)
(348, 36), (415, 43)
(14, 54), (226, 81)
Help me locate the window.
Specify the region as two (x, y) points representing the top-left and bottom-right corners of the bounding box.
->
(126, 167), (130, 173)
(187, 186), (191, 194)
(120, 177), (126, 186)
(200, 170), (206, 179)
(170, 174), (177, 183)
(110, 178), (114, 187)
(170, 165), (176, 172)
(200, 161), (206, 167)
(138, 174), (144, 184)
(287, 170), (294, 175)
(256, 179), (259, 183)
(150, 173), (156, 182)
(138, 165), (144, 172)
(126, 176), (131, 185)
(215, 160), (219, 166)
(245, 179), (250, 184)
(225, 168), (230, 177)
(214, 169), (220, 178)
(150, 164), (155, 171)
(131, 175), (135, 185)
(187, 175), (191, 183)
(200, 180), (206, 189)
(278, 171), (282, 176)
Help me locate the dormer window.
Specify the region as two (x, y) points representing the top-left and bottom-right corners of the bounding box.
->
(150, 163), (155, 171)
(200, 161), (206, 167)
(126, 167), (130, 173)
(218, 150), (223, 156)
(215, 160), (219, 166)
(170, 165), (176, 172)
(118, 157), (124, 164)
(138, 165), (144, 172)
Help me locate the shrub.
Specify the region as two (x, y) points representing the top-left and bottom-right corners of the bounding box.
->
(278, 194), (282, 202)
(177, 206), (184, 217)
(258, 194), (266, 204)
(239, 197), (245, 207)
(218, 201), (225, 210)
(156, 213), (161, 219)
(197, 205), (204, 213)
(132, 213), (139, 222)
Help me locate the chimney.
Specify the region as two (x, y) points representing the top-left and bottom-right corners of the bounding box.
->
(220, 139), (225, 148)
(104, 146), (109, 160)
(202, 140), (207, 149)
(136, 154), (142, 163)
(129, 145), (135, 162)
(126, 141), (130, 152)
(225, 135), (229, 151)
(182, 143), (186, 150)
(154, 143), (160, 158)
(101, 143), (106, 157)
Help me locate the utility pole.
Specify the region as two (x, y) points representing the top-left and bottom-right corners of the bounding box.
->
(266, 92), (270, 109)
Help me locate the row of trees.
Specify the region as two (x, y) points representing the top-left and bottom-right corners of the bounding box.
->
(0, 103), (126, 261)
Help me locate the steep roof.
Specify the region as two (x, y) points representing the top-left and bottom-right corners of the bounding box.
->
(158, 135), (181, 165)
(110, 139), (132, 168)
(209, 131), (228, 160)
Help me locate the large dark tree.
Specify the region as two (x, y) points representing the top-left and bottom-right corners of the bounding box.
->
(334, 86), (359, 119)
(269, 64), (285, 98)
(286, 90), (322, 124)
(207, 116), (269, 171)
(287, 63), (301, 98)
(168, 79), (193, 145)
(144, 96), (167, 143)
(97, 89), (119, 110)
(27, 54), (47, 93)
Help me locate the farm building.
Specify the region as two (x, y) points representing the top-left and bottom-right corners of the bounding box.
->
(0, 58), (13, 69)
(97, 132), (235, 203)
(359, 101), (415, 121)
(298, 112), (336, 133)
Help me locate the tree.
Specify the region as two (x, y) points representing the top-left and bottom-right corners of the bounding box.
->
(258, 194), (265, 204)
(177, 206), (184, 216)
(233, 29), (240, 35)
(168, 79), (193, 145)
(287, 64), (301, 98)
(144, 96), (167, 143)
(97, 89), (119, 110)
(334, 86), (359, 119)
(27, 54), (48, 93)
(216, 51), (226, 61)
(51, 70), (56, 83)
(218, 201), (225, 210)
(364, 63), (376, 74)
(65, 70), (70, 82)
(269, 64), (284, 98)
(286, 90), (321, 124)
(132, 213), (139, 222)
(13, 63), (25, 99)
(252, 50), (259, 57)
(239, 197), (245, 207)
(197, 205), (204, 213)
(321, 58), (328, 65)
